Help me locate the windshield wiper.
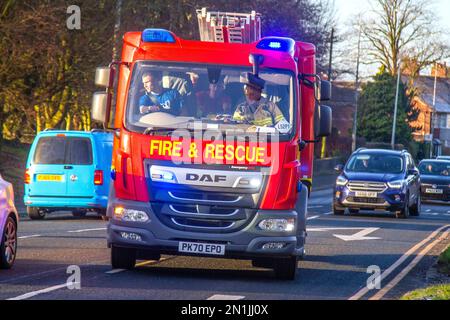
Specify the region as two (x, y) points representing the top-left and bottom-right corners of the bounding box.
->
(143, 127), (177, 136)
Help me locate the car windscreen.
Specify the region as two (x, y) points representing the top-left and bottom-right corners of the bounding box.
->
(346, 154), (404, 174)
(34, 137), (92, 165)
(419, 161), (450, 176)
(125, 62), (295, 137)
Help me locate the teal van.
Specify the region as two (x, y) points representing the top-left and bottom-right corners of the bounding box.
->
(24, 130), (113, 220)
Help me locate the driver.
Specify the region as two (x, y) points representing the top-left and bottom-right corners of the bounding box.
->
(139, 71), (182, 116)
(232, 73), (290, 132)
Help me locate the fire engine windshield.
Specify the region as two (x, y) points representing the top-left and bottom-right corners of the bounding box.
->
(125, 62), (295, 136)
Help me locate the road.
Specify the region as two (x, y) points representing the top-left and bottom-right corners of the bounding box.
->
(1, 185), (449, 300)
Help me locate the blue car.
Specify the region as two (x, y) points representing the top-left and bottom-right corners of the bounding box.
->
(24, 130), (113, 220)
(333, 148), (421, 218)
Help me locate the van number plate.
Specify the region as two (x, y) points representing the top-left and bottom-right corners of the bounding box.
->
(37, 174), (63, 182)
(426, 188), (443, 194)
(355, 191), (378, 198)
(178, 241), (225, 256)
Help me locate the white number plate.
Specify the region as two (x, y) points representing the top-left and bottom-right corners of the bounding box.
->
(355, 191), (378, 198)
(178, 241), (225, 256)
(425, 188), (443, 194)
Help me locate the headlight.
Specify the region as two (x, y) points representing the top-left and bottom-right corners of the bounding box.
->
(336, 176), (348, 186)
(114, 207), (149, 222)
(258, 218), (295, 232)
(150, 168), (175, 182)
(387, 180), (403, 189)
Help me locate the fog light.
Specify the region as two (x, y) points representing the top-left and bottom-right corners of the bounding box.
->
(114, 207), (149, 222)
(120, 232), (142, 242)
(262, 242), (285, 250)
(250, 178), (261, 188)
(258, 218), (295, 232)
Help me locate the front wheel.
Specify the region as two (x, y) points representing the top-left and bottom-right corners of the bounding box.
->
(111, 246), (136, 269)
(273, 256), (298, 280)
(396, 196), (410, 219)
(0, 216), (17, 269)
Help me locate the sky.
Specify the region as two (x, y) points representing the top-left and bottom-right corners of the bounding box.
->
(332, 0), (450, 78)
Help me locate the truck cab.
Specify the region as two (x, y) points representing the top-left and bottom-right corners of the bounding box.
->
(92, 11), (331, 279)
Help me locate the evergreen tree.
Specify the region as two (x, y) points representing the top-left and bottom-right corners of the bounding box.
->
(357, 68), (419, 147)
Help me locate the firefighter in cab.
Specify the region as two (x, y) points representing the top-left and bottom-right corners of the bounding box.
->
(233, 72), (291, 133)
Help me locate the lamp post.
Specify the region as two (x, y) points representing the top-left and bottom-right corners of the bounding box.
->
(391, 59), (401, 150)
(351, 26), (362, 152)
(429, 62), (438, 158)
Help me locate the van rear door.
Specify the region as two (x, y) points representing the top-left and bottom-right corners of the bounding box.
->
(65, 137), (95, 198)
(29, 136), (69, 197)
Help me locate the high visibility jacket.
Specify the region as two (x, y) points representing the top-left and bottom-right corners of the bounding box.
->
(233, 98), (286, 126)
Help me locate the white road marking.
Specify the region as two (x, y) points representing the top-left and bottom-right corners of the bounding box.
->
(18, 235), (41, 239)
(67, 228), (107, 233)
(426, 209), (431, 212)
(324, 211), (333, 215)
(307, 215), (320, 220)
(7, 282), (79, 300)
(369, 228), (450, 300)
(348, 224), (450, 300)
(207, 294), (245, 300)
(308, 205), (323, 209)
(105, 268), (125, 274)
(307, 227), (381, 241)
(431, 213), (439, 216)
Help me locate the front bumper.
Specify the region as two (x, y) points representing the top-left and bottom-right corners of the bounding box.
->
(421, 186), (450, 202)
(334, 185), (405, 212)
(107, 198), (305, 259)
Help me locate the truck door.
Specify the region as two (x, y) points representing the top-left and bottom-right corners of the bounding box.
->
(65, 137), (95, 198)
(29, 136), (69, 197)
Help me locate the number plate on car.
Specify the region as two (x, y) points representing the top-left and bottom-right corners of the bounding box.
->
(425, 188), (443, 194)
(178, 241), (225, 256)
(355, 191), (378, 198)
(37, 174), (63, 182)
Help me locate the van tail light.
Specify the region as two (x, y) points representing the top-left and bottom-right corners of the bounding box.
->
(24, 169), (31, 184)
(94, 170), (104, 185)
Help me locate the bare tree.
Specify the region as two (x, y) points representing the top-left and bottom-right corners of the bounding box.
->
(362, 0), (448, 76)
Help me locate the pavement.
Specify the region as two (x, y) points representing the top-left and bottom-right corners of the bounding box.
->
(1, 174), (449, 300)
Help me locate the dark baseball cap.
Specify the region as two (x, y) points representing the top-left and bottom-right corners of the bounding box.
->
(240, 72), (265, 90)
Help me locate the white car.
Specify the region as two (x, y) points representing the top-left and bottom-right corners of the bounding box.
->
(0, 173), (18, 269)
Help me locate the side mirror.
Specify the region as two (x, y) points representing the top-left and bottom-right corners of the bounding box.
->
(319, 80), (332, 101)
(408, 168), (419, 176)
(334, 164), (344, 172)
(92, 92), (108, 123)
(315, 105), (332, 138)
(95, 67), (111, 87)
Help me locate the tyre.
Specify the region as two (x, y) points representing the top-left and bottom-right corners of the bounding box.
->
(27, 207), (45, 220)
(333, 205), (345, 215)
(72, 210), (87, 218)
(0, 216), (17, 269)
(410, 195), (421, 217)
(97, 209), (109, 221)
(396, 196), (410, 219)
(273, 256), (298, 280)
(111, 246), (136, 269)
(349, 209), (359, 214)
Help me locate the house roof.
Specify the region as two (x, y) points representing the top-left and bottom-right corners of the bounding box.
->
(405, 75), (450, 113)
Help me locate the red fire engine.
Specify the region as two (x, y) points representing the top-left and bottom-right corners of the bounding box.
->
(92, 8), (332, 280)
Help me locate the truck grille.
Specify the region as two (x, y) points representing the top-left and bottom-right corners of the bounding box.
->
(348, 181), (386, 193)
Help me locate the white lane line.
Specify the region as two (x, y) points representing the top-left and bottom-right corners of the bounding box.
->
(207, 294), (245, 300)
(105, 268), (125, 274)
(67, 228), (107, 233)
(348, 224), (450, 300)
(324, 211), (333, 215)
(18, 235), (41, 239)
(308, 205), (323, 209)
(7, 282), (79, 300)
(369, 228), (450, 300)
(307, 215), (320, 220)
(426, 209), (431, 213)
(431, 213), (439, 216)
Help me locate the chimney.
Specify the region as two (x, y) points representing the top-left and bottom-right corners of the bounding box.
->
(431, 62), (449, 78)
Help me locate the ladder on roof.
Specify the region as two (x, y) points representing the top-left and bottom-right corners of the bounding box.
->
(196, 7), (261, 44)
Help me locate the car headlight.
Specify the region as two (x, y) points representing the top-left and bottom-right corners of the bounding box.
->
(114, 207), (149, 222)
(336, 176), (348, 186)
(258, 219), (295, 232)
(387, 180), (403, 189)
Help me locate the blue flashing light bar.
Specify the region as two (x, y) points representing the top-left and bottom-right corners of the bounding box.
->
(256, 37), (295, 55)
(142, 28), (175, 43)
